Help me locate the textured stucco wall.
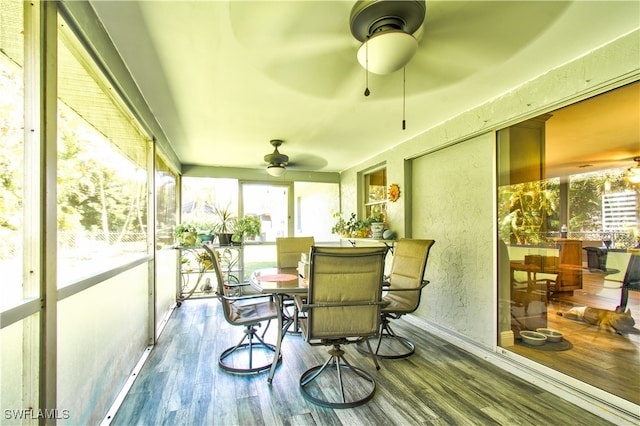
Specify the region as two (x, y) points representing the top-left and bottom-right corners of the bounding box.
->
(411, 134), (495, 347)
(339, 30), (639, 349)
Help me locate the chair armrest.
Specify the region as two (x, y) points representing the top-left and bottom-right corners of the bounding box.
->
(385, 280), (430, 292)
(221, 293), (274, 303)
(294, 295), (307, 312)
(300, 300), (387, 309)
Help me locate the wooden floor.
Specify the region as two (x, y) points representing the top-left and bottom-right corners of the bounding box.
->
(509, 273), (640, 405)
(111, 299), (614, 426)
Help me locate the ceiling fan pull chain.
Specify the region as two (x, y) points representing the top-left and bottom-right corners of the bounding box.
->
(364, 35), (370, 96)
(402, 67), (406, 130)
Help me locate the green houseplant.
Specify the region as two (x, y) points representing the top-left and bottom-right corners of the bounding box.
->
(331, 212), (370, 238)
(213, 204), (236, 245)
(195, 221), (216, 243)
(232, 215), (261, 243)
(174, 222), (198, 246)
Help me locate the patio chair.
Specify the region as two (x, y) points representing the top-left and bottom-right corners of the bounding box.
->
(294, 246), (387, 408)
(619, 253), (640, 311)
(202, 245), (281, 374)
(358, 238), (435, 359)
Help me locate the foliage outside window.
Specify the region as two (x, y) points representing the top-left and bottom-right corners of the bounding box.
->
(155, 155), (177, 249)
(569, 170), (638, 247)
(498, 179), (559, 246)
(0, 0), (25, 309)
(57, 19), (149, 287)
(498, 171), (638, 248)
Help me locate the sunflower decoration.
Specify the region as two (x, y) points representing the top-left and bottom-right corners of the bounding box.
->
(388, 184), (400, 202)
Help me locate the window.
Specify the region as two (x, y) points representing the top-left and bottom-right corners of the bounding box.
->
(181, 177), (238, 230)
(57, 21), (150, 287)
(496, 82), (639, 404)
(0, 0), (38, 415)
(155, 155), (177, 249)
(0, 0), (25, 310)
(364, 167), (387, 220)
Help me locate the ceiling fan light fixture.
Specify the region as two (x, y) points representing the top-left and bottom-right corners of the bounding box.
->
(350, 0), (426, 74)
(267, 164), (286, 177)
(357, 31), (418, 74)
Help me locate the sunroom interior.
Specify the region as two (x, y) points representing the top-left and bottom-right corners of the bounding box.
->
(1, 1), (639, 424)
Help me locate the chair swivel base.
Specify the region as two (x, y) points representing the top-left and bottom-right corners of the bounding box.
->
(219, 341), (281, 375)
(357, 334), (416, 359)
(356, 320), (416, 359)
(299, 350), (376, 408)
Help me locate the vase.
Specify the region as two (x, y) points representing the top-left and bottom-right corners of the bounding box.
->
(370, 222), (384, 239)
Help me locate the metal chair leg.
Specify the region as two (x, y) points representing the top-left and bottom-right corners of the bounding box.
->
(219, 324), (282, 374)
(299, 344), (376, 408)
(356, 316), (416, 359)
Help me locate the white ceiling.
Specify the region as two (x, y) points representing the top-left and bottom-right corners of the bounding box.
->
(88, 1), (640, 174)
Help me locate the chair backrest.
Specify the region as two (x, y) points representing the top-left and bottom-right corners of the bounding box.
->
(202, 245), (235, 323)
(622, 254), (640, 291)
(525, 254), (559, 272)
(384, 239), (435, 313)
(276, 236), (315, 268)
(305, 246), (387, 341)
(584, 247), (608, 272)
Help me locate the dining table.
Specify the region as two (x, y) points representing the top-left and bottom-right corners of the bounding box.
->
(250, 267), (309, 383)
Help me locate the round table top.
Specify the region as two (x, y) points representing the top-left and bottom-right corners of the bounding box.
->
(257, 273), (298, 282)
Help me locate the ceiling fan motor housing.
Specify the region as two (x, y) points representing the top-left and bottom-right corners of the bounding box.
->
(349, 0), (426, 42)
(264, 139), (289, 166)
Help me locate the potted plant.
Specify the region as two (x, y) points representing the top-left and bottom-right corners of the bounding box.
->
(331, 212), (355, 237)
(196, 251), (213, 270)
(195, 221), (216, 243)
(232, 215), (262, 243)
(174, 222), (198, 246)
(331, 212), (370, 238)
(367, 211), (385, 239)
(366, 207), (385, 239)
(213, 204), (236, 245)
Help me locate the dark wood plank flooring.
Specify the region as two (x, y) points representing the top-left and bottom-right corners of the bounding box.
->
(509, 273), (640, 405)
(111, 299), (614, 426)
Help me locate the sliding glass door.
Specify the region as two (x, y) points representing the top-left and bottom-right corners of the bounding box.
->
(240, 182), (291, 242)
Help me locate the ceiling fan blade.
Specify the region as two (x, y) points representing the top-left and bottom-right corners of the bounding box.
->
(229, 1), (355, 59)
(287, 153), (329, 171)
(399, 1), (572, 96)
(228, 1), (360, 98)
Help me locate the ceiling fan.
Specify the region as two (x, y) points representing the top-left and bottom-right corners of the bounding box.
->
(228, 1), (569, 99)
(262, 139), (329, 176)
(264, 140), (289, 176)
